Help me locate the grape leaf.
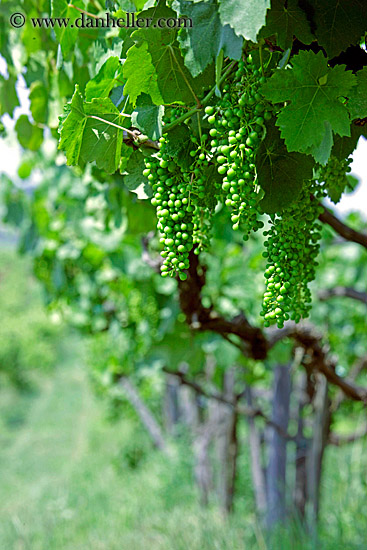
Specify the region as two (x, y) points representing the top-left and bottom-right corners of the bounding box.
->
(85, 57), (124, 102)
(21, 9), (43, 55)
(262, 51), (356, 159)
(131, 93), (163, 140)
(0, 73), (19, 117)
(258, 0), (313, 49)
(91, 39), (123, 77)
(325, 174), (351, 204)
(218, 0), (270, 43)
(125, 5), (214, 105)
(15, 115), (44, 151)
(122, 151), (152, 199)
(309, 0), (367, 58)
(173, 0), (243, 77)
(110, 86), (126, 109)
(51, 0), (84, 57)
(23, 55), (48, 88)
(256, 122), (314, 213)
(347, 67), (367, 121)
(79, 103), (125, 174)
(123, 41), (164, 106)
(163, 125), (195, 170)
(58, 88), (127, 173)
(0, 14), (12, 65)
(304, 121), (333, 165)
(58, 88), (88, 166)
(29, 81), (48, 124)
(331, 125), (367, 161)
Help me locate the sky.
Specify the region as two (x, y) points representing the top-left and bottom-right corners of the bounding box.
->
(0, 67), (366, 217)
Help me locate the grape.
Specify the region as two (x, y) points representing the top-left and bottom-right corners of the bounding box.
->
(261, 180), (326, 328)
(145, 117), (221, 277)
(318, 155), (353, 204)
(206, 54), (271, 239)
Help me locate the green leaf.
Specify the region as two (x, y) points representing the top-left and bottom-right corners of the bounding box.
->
(309, 0), (367, 58)
(131, 93), (163, 140)
(258, 0), (313, 49)
(304, 121), (333, 165)
(21, 10), (43, 55)
(18, 160), (34, 180)
(125, 5), (214, 105)
(15, 115), (44, 151)
(262, 51), (356, 159)
(173, 0), (243, 77)
(51, 0), (84, 57)
(23, 54), (48, 88)
(331, 124), (367, 161)
(0, 13), (12, 65)
(164, 124), (195, 170)
(29, 81), (48, 124)
(256, 121), (314, 213)
(110, 86), (125, 109)
(90, 39), (123, 77)
(123, 41), (164, 106)
(218, 0), (270, 43)
(0, 73), (19, 117)
(80, 102), (125, 174)
(58, 87), (126, 173)
(58, 87), (88, 166)
(325, 174), (350, 204)
(85, 57), (124, 102)
(347, 67), (367, 121)
(122, 151), (153, 199)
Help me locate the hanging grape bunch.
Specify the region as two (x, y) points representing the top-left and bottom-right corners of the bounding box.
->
(144, 108), (222, 280)
(206, 54), (273, 239)
(261, 180), (326, 328)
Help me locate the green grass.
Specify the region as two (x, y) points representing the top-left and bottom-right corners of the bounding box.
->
(1, 247), (367, 549)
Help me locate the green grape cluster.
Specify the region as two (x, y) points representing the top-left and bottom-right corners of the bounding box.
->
(144, 131), (220, 280)
(205, 55), (272, 239)
(261, 181), (326, 328)
(318, 155), (353, 204)
(189, 135), (222, 254)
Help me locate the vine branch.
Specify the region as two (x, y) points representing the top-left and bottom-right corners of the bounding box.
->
(163, 367), (294, 440)
(319, 286), (367, 304)
(319, 205), (367, 249)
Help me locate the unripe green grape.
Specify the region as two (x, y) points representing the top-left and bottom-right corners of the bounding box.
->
(260, 179), (323, 326)
(318, 155), (353, 204)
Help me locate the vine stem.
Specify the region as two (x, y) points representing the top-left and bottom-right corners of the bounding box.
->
(197, 111), (202, 141)
(68, 4), (100, 20)
(258, 40), (265, 77)
(163, 61), (237, 134)
(88, 115), (135, 137)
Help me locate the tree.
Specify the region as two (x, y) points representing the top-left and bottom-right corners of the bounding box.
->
(1, 0), (367, 536)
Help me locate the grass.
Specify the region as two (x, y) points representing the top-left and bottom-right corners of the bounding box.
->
(1, 247), (367, 549)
